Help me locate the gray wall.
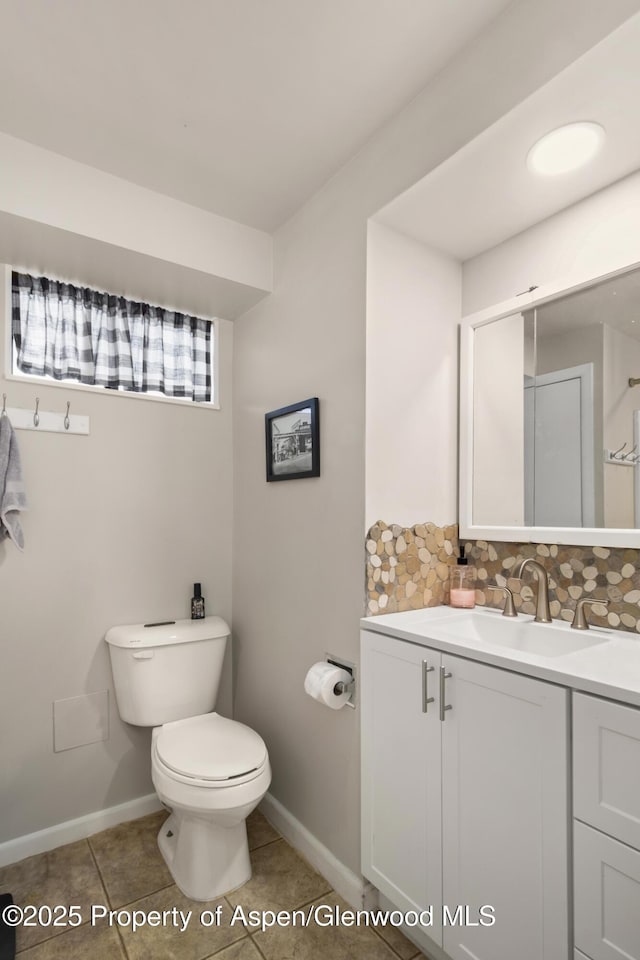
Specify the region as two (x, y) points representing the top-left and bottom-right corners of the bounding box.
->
(0, 268), (234, 843)
(231, 0), (640, 875)
(2, 0), (638, 857)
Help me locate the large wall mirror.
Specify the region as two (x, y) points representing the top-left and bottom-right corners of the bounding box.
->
(460, 263), (640, 548)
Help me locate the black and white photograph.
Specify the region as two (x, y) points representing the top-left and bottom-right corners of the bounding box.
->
(265, 397), (319, 481)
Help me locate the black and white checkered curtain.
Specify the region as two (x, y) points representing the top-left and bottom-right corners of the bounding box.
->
(11, 272), (212, 402)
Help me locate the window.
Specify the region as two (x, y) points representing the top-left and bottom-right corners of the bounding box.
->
(11, 271), (215, 404)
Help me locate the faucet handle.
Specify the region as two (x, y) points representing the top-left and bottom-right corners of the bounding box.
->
(571, 598), (609, 631)
(487, 583), (518, 618)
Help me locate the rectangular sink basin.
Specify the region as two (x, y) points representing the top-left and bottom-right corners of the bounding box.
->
(430, 612), (611, 658)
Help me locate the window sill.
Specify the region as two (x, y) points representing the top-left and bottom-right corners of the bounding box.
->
(4, 370), (221, 411)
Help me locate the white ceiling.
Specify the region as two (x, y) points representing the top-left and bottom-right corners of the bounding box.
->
(0, 0), (512, 232)
(376, 13), (640, 261)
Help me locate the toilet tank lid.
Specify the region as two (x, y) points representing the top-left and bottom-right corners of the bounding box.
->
(105, 616), (230, 649)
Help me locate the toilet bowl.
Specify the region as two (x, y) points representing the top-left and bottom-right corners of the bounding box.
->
(105, 616), (271, 901)
(151, 713), (271, 900)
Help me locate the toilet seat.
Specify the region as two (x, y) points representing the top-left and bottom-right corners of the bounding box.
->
(155, 713), (268, 786)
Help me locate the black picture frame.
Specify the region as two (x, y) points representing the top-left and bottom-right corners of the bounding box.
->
(265, 397), (320, 482)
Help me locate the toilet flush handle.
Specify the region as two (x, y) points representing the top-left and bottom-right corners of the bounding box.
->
(132, 650), (154, 660)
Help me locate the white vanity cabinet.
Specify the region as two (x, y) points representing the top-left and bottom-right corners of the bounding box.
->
(360, 629), (444, 938)
(361, 628), (570, 960)
(573, 693), (640, 960)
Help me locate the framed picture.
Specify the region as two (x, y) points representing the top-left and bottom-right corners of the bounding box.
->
(265, 397), (320, 482)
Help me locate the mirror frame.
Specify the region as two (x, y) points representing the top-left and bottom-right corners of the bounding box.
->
(460, 256), (640, 548)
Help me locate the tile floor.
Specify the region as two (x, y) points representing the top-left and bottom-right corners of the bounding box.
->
(0, 809), (427, 960)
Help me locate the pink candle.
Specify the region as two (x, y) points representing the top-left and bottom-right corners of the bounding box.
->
(450, 587), (476, 609)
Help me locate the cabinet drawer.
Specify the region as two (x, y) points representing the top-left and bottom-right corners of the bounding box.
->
(573, 693), (640, 848)
(574, 820), (640, 960)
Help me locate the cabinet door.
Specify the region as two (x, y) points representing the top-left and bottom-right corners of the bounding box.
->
(441, 655), (569, 960)
(574, 820), (640, 960)
(574, 693), (640, 849)
(360, 629), (442, 937)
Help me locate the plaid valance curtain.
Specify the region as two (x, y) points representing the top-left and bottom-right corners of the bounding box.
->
(12, 272), (212, 402)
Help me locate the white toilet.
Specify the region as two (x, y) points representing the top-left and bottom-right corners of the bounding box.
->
(105, 616), (271, 901)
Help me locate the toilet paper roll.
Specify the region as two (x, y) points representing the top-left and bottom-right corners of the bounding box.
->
(304, 662), (352, 710)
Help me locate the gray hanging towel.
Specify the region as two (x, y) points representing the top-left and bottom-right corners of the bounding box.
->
(0, 415), (27, 550)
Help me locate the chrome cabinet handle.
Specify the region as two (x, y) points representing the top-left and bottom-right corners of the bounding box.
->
(439, 667), (452, 721)
(422, 660), (435, 713)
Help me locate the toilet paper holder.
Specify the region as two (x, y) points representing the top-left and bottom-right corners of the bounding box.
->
(325, 654), (356, 709)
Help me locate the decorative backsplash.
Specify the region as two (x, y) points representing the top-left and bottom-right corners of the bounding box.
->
(366, 521), (458, 615)
(365, 521), (640, 633)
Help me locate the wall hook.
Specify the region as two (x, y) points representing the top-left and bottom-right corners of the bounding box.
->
(64, 401), (71, 431)
(612, 441), (627, 460)
(33, 397), (40, 427)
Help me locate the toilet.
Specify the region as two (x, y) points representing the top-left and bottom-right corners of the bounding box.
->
(105, 616), (271, 901)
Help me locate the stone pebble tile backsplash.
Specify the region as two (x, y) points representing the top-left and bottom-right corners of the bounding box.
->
(365, 521), (640, 633)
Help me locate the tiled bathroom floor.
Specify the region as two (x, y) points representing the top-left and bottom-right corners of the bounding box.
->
(0, 810), (427, 960)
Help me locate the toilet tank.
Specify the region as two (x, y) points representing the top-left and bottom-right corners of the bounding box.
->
(105, 616), (230, 726)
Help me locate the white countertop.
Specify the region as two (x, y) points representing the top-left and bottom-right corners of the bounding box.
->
(360, 605), (640, 709)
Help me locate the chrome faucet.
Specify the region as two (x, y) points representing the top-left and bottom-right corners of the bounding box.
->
(513, 558), (552, 623)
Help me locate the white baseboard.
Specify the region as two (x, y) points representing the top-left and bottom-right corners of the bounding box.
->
(0, 793), (163, 868)
(2, 788), (366, 915)
(259, 792), (369, 912)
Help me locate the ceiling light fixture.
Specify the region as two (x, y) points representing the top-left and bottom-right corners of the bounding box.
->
(527, 122), (605, 176)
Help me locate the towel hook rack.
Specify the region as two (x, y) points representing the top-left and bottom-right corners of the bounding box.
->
(1, 399), (89, 435)
(1, 393), (6, 418)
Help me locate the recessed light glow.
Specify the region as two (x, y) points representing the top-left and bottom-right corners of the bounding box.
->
(527, 122), (605, 176)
